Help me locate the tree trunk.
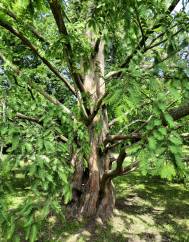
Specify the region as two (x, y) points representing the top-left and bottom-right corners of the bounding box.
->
(66, 33), (116, 220)
(67, 119), (115, 220)
(68, 151), (115, 220)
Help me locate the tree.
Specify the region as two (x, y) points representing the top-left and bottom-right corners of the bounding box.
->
(0, 0), (189, 239)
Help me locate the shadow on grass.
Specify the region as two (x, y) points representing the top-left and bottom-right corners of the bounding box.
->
(2, 172), (189, 241)
(36, 172), (189, 241)
(110, 173), (189, 242)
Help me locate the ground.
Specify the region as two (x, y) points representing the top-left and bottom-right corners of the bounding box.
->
(1, 171), (189, 242)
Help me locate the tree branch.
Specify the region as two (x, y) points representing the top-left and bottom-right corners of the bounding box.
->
(133, 4), (146, 49)
(48, 0), (69, 36)
(115, 148), (127, 172)
(0, 7), (48, 43)
(108, 115), (153, 145)
(87, 93), (107, 124)
(0, 18), (76, 95)
(28, 81), (73, 116)
(168, 101), (189, 122)
(101, 155), (139, 182)
(105, 133), (141, 144)
(15, 112), (42, 124)
(168, 0), (180, 13)
(122, 160), (139, 175)
(105, 0), (180, 80)
(48, 0), (85, 94)
(100, 148), (126, 186)
(147, 48), (183, 70)
(106, 101), (189, 145)
(145, 27), (184, 52)
(14, 112), (68, 143)
(108, 100), (152, 128)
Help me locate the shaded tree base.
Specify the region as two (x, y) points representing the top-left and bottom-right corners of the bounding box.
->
(66, 181), (115, 222)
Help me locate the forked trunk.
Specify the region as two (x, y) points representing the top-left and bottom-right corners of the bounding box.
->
(67, 33), (116, 220)
(68, 119), (115, 220)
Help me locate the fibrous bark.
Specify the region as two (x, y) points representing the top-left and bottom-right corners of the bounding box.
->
(66, 31), (116, 220)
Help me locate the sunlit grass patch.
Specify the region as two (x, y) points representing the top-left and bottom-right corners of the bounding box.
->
(1, 171), (189, 242)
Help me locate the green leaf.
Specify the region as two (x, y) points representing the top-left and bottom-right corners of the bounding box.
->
(164, 113), (174, 128)
(43, 140), (54, 152)
(158, 127), (167, 136)
(160, 164), (176, 181)
(29, 224), (38, 242)
(153, 130), (164, 141)
(157, 102), (166, 111)
(10, 136), (20, 152)
(13, 235), (21, 242)
(7, 218), (15, 240)
(169, 145), (181, 155)
(13, 0), (30, 13)
(148, 137), (157, 151)
(24, 216), (33, 228)
(153, 119), (161, 126)
(63, 185), (72, 204)
(169, 135), (182, 146)
(25, 143), (33, 153)
(28, 165), (37, 176)
(25, 226), (31, 240)
(58, 170), (68, 184)
(41, 204), (50, 219)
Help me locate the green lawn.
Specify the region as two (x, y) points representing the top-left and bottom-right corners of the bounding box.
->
(1, 172), (189, 242)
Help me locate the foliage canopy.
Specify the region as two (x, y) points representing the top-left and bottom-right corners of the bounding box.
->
(0, 0), (189, 241)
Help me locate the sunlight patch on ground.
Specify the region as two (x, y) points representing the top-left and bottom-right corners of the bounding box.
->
(2, 172), (189, 242)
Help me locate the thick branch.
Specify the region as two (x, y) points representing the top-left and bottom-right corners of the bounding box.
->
(48, 0), (69, 35)
(115, 148), (127, 173)
(106, 101), (189, 145)
(122, 160), (139, 175)
(168, 102), (189, 122)
(100, 148), (126, 187)
(105, 133), (141, 144)
(168, 0), (180, 13)
(101, 157), (139, 183)
(0, 18), (76, 95)
(48, 0), (85, 94)
(107, 115), (153, 146)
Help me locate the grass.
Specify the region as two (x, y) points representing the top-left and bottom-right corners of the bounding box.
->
(1, 172), (189, 241)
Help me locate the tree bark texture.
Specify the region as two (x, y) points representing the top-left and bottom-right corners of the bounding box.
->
(67, 33), (115, 220)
